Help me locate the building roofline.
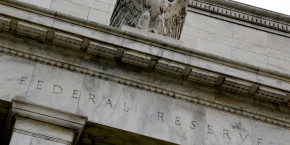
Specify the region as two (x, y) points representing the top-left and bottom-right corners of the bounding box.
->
(206, 0), (290, 22)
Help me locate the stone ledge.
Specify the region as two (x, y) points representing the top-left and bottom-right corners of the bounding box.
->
(0, 10), (289, 105)
(5, 99), (87, 145)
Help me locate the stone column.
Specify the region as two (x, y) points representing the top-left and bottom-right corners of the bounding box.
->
(5, 99), (87, 145)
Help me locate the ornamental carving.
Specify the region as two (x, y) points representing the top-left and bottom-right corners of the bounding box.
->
(110, 0), (187, 40)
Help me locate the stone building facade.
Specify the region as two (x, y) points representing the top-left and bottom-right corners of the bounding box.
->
(0, 0), (289, 145)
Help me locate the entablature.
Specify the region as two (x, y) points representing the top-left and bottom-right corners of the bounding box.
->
(0, 2), (289, 107)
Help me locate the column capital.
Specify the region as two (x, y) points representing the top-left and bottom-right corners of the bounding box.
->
(6, 99), (87, 145)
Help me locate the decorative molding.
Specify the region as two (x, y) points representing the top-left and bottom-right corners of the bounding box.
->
(0, 16), (10, 32)
(6, 100), (87, 145)
(0, 14), (289, 105)
(0, 46), (289, 130)
(221, 78), (252, 95)
(17, 22), (47, 42)
(53, 32), (83, 51)
(14, 128), (71, 145)
(188, 0), (290, 34)
(188, 68), (219, 86)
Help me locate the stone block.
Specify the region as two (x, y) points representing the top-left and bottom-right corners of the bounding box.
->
(287, 53), (290, 62)
(204, 108), (253, 145)
(189, 57), (258, 82)
(4, 33), (81, 64)
(11, 0), (52, 9)
(250, 45), (286, 60)
(180, 33), (197, 50)
(233, 24), (268, 46)
(257, 75), (290, 91)
(197, 38), (232, 59)
(77, 76), (206, 145)
(183, 26), (215, 41)
(198, 15), (234, 37)
(50, 0), (90, 19)
(68, 0), (110, 12)
(231, 48), (268, 68)
(88, 8), (109, 25)
(215, 34), (252, 51)
(184, 12), (199, 28)
(0, 4), (54, 27)
(52, 19), (123, 46)
(160, 49), (191, 64)
(26, 63), (84, 113)
(122, 39), (151, 53)
(109, 4), (115, 14)
(268, 33), (290, 53)
(96, 0), (117, 5)
(252, 121), (290, 145)
(267, 57), (290, 74)
(0, 55), (35, 101)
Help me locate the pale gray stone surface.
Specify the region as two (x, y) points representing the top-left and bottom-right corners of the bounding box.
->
(204, 108), (253, 145)
(0, 1), (289, 145)
(52, 19), (124, 46)
(214, 34), (252, 51)
(50, 0), (90, 19)
(1, 1), (290, 76)
(0, 51), (288, 144)
(67, 0), (110, 12)
(88, 8), (108, 25)
(183, 26), (215, 41)
(268, 33), (290, 53)
(184, 12), (199, 28)
(9, 0), (52, 9)
(251, 45), (286, 60)
(233, 24), (268, 47)
(180, 33), (198, 50)
(77, 75), (206, 145)
(26, 63), (84, 113)
(198, 15), (234, 37)
(197, 38), (232, 59)
(232, 48), (268, 68)
(252, 121), (290, 145)
(0, 55), (35, 101)
(0, 4), (54, 27)
(267, 57), (290, 74)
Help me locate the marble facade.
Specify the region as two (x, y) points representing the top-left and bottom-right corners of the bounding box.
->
(0, 0), (289, 145)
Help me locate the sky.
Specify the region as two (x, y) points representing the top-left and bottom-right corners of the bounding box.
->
(234, 0), (290, 15)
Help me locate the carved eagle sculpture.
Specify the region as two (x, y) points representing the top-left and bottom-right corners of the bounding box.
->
(110, 0), (187, 40)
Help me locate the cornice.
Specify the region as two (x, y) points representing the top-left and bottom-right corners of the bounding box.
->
(188, 0), (290, 35)
(0, 6), (289, 105)
(0, 45), (289, 130)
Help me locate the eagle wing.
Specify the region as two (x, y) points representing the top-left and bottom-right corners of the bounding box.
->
(110, 0), (144, 28)
(164, 0), (187, 40)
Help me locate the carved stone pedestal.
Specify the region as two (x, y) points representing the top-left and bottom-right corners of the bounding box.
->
(6, 100), (87, 145)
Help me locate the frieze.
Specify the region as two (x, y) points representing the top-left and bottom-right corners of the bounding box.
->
(0, 46), (289, 130)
